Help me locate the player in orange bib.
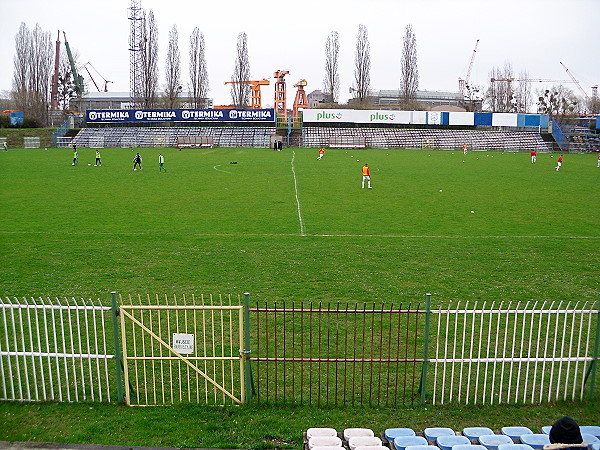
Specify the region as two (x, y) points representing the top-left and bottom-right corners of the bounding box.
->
(317, 148), (325, 160)
(361, 163), (371, 189)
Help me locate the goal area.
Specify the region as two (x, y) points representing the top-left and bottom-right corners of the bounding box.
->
(176, 136), (214, 149)
(328, 136), (367, 149)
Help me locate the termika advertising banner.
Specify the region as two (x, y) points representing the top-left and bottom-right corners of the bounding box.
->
(86, 108), (275, 123)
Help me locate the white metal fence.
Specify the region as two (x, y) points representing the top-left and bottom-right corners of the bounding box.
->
(0, 297), (115, 402)
(430, 300), (598, 405)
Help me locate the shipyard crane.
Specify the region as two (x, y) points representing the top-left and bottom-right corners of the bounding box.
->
(63, 32), (84, 97)
(274, 70), (289, 115)
(224, 78), (270, 109)
(50, 31), (61, 109)
(82, 62), (113, 92)
(458, 39), (479, 97)
(292, 79), (308, 123)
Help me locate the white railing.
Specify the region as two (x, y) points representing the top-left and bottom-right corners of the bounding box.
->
(0, 297), (114, 402)
(430, 300), (598, 405)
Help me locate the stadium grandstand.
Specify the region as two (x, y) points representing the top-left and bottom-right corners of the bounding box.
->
(58, 99), (600, 153)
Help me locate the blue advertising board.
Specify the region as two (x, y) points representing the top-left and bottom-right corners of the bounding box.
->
(9, 112), (24, 125)
(86, 108), (275, 123)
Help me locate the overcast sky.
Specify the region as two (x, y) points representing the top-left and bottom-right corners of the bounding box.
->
(1, 0), (598, 107)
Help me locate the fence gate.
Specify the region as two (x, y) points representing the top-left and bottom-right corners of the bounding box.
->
(119, 294), (248, 406)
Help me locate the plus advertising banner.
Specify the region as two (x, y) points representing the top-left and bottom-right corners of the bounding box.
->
(303, 109), (415, 124)
(86, 108), (275, 123)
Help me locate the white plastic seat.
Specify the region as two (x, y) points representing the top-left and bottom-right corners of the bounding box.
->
(308, 436), (343, 448)
(307, 428), (338, 439)
(348, 436), (382, 450)
(344, 429), (375, 441)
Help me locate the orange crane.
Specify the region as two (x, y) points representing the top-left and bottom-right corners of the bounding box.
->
(292, 79), (308, 123)
(224, 78), (270, 109)
(274, 70), (289, 115)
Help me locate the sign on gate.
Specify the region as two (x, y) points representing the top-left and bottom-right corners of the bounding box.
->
(173, 333), (194, 354)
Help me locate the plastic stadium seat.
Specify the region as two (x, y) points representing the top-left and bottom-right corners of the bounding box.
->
(405, 446), (439, 450)
(455, 445), (487, 450)
(498, 444), (534, 450)
(344, 429), (375, 441)
(583, 434), (600, 447)
(386, 429), (417, 441)
(581, 428), (600, 439)
(308, 436), (343, 448)
(501, 428), (533, 442)
(424, 428), (456, 441)
(437, 435), (471, 450)
(479, 434), (514, 450)
(307, 428), (337, 439)
(518, 434), (550, 450)
(394, 436), (428, 450)
(464, 428), (495, 441)
(348, 436), (382, 450)
(541, 427), (552, 435)
(355, 447), (388, 450)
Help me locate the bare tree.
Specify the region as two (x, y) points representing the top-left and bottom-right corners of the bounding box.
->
(12, 22), (52, 125)
(323, 31), (340, 103)
(400, 24), (419, 107)
(536, 85), (580, 117)
(189, 27), (209, 109)
(514, 70), (532, 113)
(485, 62), (515, 112)
(353, 24), (371, 105)
(230, 32), (250, 108)
(140, 9), (159, 108)
(164, 24), (181, 109)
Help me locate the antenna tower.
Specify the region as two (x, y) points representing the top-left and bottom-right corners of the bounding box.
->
(128, 0), (144, 107)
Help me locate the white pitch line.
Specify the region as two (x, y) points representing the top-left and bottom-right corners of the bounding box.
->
(213, 164), (232, 174)
(291, 151), (305, 236)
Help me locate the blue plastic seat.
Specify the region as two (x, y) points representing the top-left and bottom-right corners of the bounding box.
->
(583, 434), (600, 447)
(498, 444), (534, 450)
(501, 427), (533, 442)
(455, 445), (486, 450)
(405, 446), (438, 450)
(424, 428), (456, 441)
(464, 428), (495, 441)
(518, 434), (550, 450)
(394, 436), (428, 450)
(479, 435), (514, 450)
(386, 428), (416, 442)
(581, 428), (600, 439)
(541, 427), (552, 435)
(437, 435), (471, 450)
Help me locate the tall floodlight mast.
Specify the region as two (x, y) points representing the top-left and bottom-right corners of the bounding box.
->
(129, 0), (144, 107)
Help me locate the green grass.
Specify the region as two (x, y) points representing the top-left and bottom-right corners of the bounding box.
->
(1, 147), (598, 303)
(1, 146), (599, 448)
(0, 401), (598, 449)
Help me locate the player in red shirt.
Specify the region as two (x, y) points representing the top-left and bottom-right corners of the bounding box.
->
(597, 152), (600, 167)
(531, 150), (537, 163)
(555, 154), (563, 171)
(361, 163), (371, 189)
(317, 148), (325, 160)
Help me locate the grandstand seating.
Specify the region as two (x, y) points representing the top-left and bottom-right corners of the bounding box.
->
(303, 426), (600, 450)
(71, 127), (274, 148)
(302, 127), (551, 152)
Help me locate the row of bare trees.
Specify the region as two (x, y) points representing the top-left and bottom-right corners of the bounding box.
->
(323, 24), (419, 109)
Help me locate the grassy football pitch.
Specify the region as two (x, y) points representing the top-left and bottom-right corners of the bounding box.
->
(0, 146), (598, 305)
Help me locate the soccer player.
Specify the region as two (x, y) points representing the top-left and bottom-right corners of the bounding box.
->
(72, 145), (78, 166)
(159, 153), (166, 172)
(531, 149), (537, 163)
(463, 144), (468, 155)
(361, 163), (372, 189)
(95, 149), (102, 166)
(597, 153), (600, 167)
(2, 141), (7, 151)
(555, 154), (563, 171)
(317, 147), (325, 160)
(133, 152), (142, 170)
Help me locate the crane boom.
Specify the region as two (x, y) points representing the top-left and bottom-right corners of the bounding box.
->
(560, 62), (589, 99)
(465, 39), (479, 86)
(63, 32), (84, 97)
